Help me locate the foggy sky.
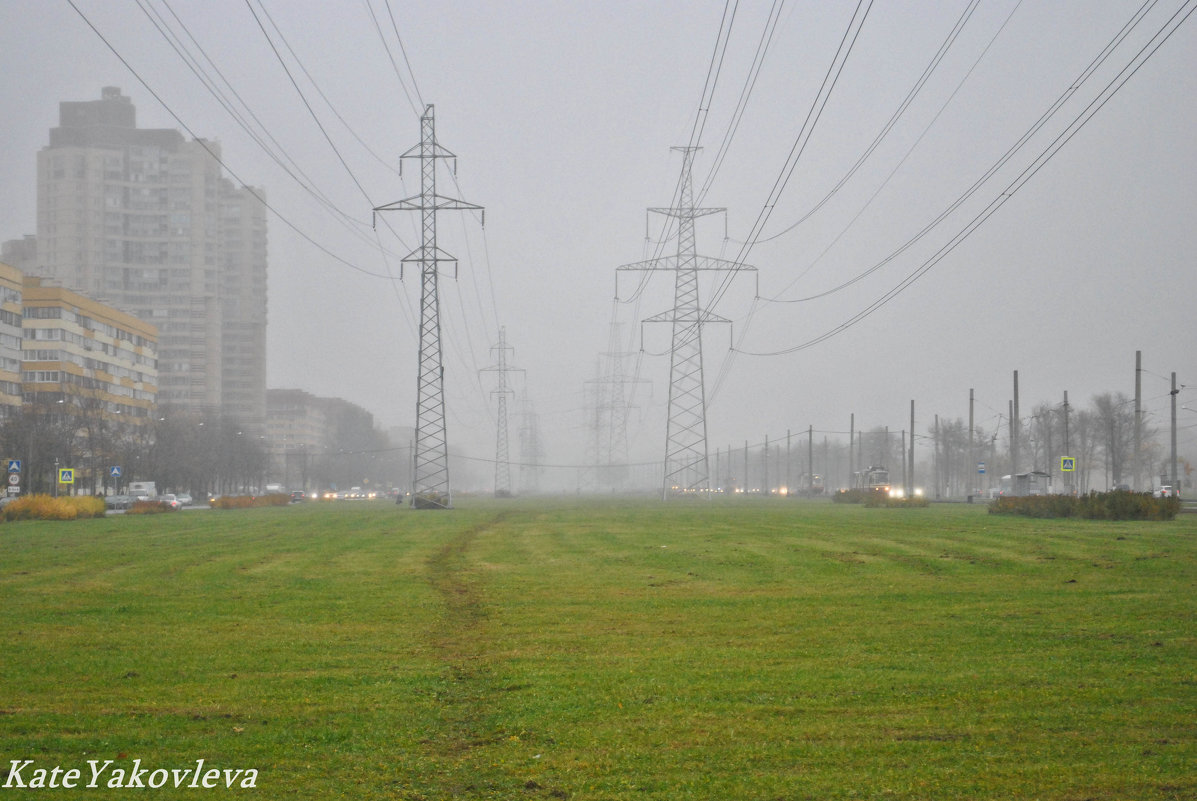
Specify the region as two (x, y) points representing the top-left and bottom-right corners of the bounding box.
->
(2, 0), (1194, 488)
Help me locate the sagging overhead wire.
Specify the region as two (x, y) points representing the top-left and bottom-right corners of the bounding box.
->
(763, 0), (1026, 304)
(704, 0), (875, 399)
(741, 0), (985, 246)
(65, 0), (400, 281)
(735, 0), (1197, 358)
(140, 0), (403, 256)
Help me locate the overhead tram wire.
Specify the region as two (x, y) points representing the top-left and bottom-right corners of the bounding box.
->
(66, 0), (400, 281)
(735, 0), (1197, 358)
(142, 0), (401, 256)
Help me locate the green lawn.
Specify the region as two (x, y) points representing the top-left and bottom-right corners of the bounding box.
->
(1, 499), (1193, 799)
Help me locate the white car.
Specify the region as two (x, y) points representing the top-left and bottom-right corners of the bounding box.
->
(161, 493), (181, 509)
(1153, 485), (1177, 498)
(175, 493), (193, 506)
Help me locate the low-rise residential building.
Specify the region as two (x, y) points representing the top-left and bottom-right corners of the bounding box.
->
(21, 275), (158, 422)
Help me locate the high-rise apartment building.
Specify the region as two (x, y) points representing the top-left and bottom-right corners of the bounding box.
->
(34, 87), (266, 425)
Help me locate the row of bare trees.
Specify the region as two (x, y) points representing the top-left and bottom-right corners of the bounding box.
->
(0, 399), (268, 497)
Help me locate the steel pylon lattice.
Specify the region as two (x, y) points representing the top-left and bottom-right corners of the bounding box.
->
(617, 147), (755, 499)
(480, 326), (523, 498)
(373, 104), (482, 509)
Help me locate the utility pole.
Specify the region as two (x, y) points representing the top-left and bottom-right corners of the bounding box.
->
(618, 147), (756, 498)
(374, 104), (483, 509)
(1170, 372), (1178, 494)
(1134, 350), (1142, 491)
(808, 425), (814, 495)
(968, 389), (975, 498)
(1012, 370), (1021, 476)
(909, 400), (916, 497)
(1063, 390), (1071, 495)
(848, 413), (855, 492)
(480, 327), (523, 498)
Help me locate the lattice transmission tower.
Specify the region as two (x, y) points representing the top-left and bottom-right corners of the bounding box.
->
(584, 322), (650, 493)
(374, 105), (483, 509)
(518, 399), (544, 494)
(617, 147), (755, 499)
(480, 326), (523, 498)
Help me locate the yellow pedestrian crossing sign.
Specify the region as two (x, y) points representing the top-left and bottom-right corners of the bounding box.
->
(59, 468), (75, 484)
(1060, 456), (1076, 472)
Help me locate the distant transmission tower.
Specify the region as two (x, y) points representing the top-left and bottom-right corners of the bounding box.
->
(374, 104), (483, 509)
(518, 399), (544, 494)
(618, 147), (755, 499)
(585, 323), (650, 493)
(480, 326), (523, 498)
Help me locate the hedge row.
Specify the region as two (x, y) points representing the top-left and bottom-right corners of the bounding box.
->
(2, 494), (107, 522)
(210, 493), (291, 510)
(989, 491), (1181, 520)
(864, 494), (930, 509)
(833, 488), (886, 504)
(126, 500), (177, 515)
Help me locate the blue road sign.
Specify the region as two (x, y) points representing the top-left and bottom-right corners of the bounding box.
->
(7, 459), (20, 473)
(110, 466), (122, 478)
(977, 462), (986, 474)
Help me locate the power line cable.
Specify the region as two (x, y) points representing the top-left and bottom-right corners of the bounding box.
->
(736, 0), (1196, 357)
(65, 0), (400, 280)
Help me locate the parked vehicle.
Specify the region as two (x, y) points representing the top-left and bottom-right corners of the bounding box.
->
(105, 494), (134, 510)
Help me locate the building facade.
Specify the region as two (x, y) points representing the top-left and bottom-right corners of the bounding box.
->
(21, 275), (158, 422)
(0, 262), (24, 418)
(33, 87), (265, 426)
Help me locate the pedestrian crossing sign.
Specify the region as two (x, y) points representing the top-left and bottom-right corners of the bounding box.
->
(59, 468), (75, 484)
(1060, 456), (1076, 472)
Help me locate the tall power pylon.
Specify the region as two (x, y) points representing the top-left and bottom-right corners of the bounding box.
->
(374, 105), (483, 509)
(585, 323), (650, 493)
(480, 326), (523, 498)
(518, 399), (544, 494)
(618, 147), (755, 498)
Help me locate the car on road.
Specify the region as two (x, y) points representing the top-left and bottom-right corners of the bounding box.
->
(290, 490), (307, 502)
(161, 493), (181, 510)
(1153, 485), (1178, 498)
(105, 494), (134, 510)
(175, 492), (193, 506)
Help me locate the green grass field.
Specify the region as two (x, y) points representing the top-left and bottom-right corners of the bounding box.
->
(1, 499), (1193, 799)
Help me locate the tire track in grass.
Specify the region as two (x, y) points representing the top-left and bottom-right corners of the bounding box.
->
(420, 510), (512, 763)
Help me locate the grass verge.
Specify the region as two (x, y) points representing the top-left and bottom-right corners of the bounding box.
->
(0, 499), (1193, 799)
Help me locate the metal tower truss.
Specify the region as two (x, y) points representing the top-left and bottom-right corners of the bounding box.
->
(480, 327), (523, 498)
(617, 147), (755, 498)
(585, 323), (651, 493)
(373, 104), (483, 509)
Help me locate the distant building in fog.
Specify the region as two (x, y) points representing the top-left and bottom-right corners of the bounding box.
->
(265, 389), (406, 493)
(30, 87), (265, 426)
